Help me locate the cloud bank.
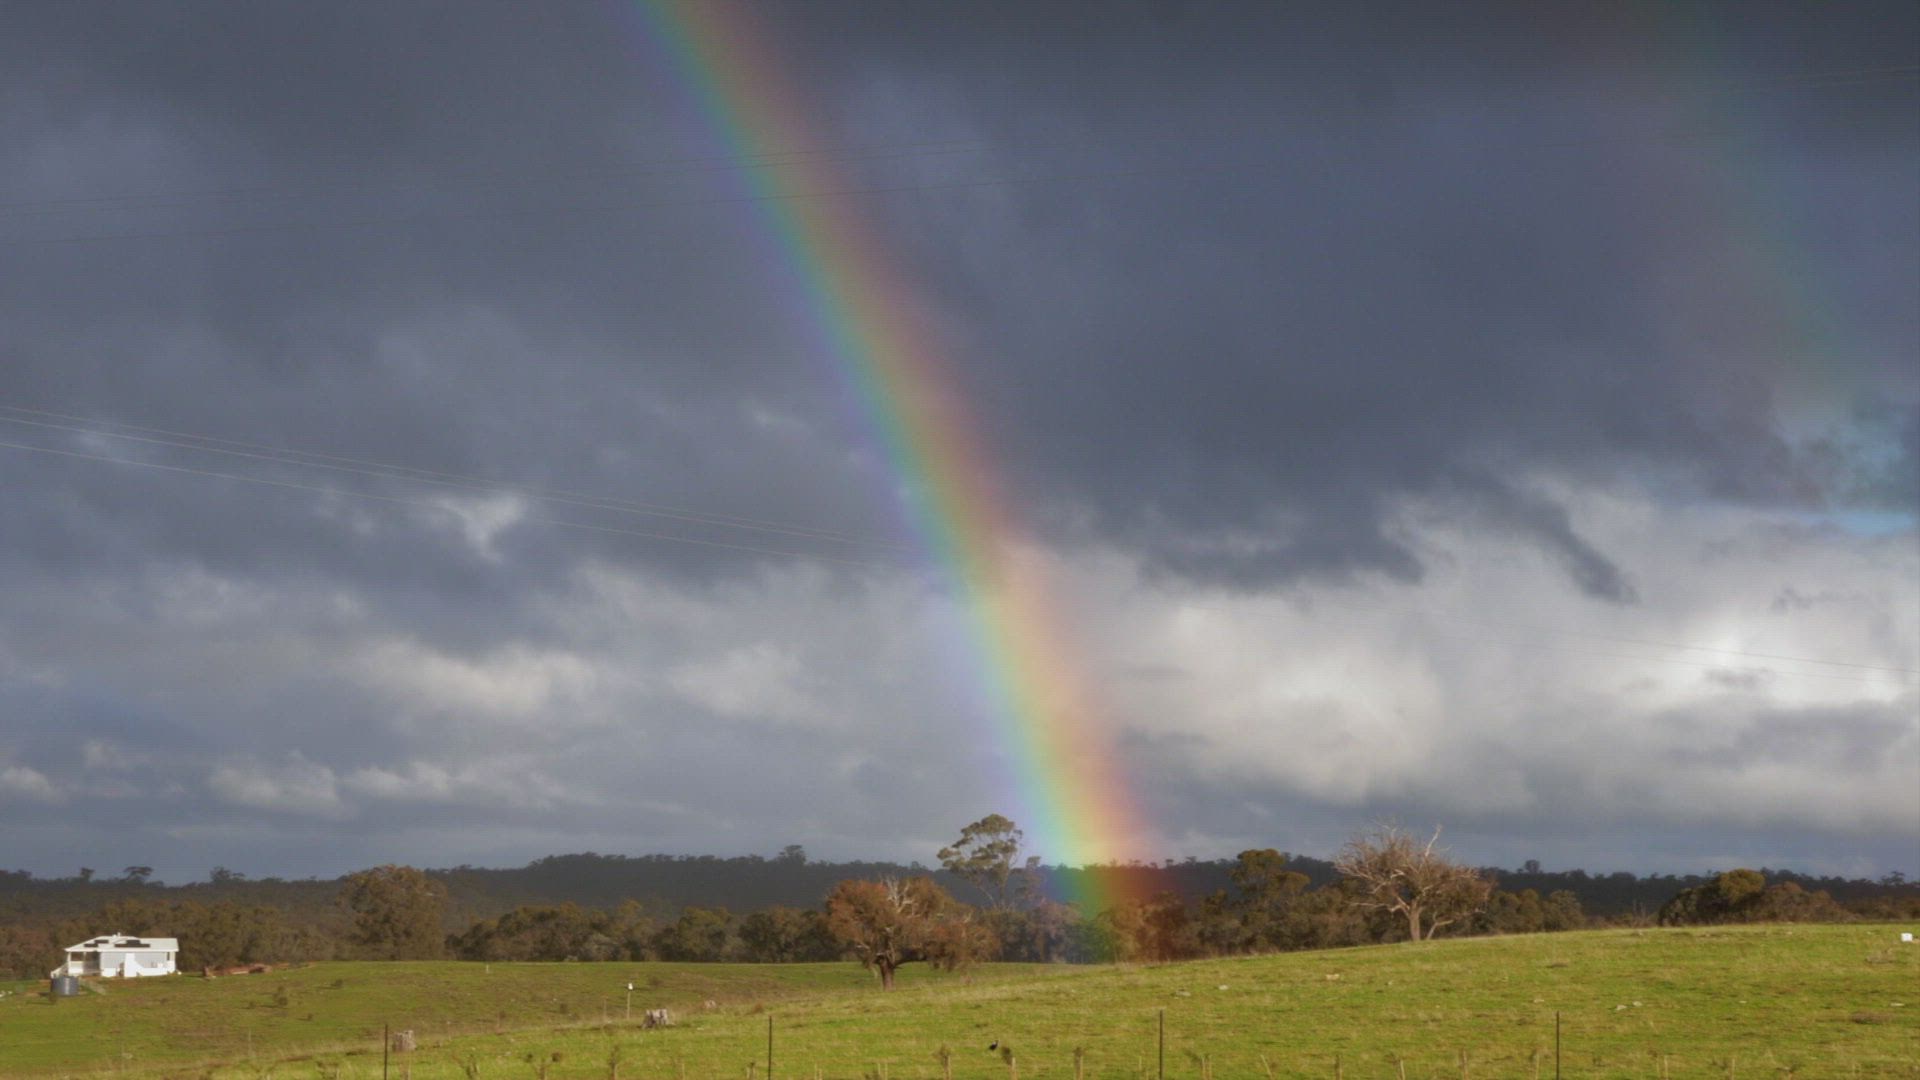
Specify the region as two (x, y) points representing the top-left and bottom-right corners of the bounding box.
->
(0, 1), (1913, 880)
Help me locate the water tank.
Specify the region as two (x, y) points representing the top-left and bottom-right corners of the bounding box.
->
(49, 975), (81, 997)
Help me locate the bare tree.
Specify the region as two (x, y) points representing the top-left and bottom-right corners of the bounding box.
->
(1334, 824), (1492, 941)
(824, 876), (989, 988)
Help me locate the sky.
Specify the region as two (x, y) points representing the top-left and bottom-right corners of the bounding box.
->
(1, 1), (1914, 885)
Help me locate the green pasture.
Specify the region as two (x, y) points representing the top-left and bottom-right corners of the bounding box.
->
(1, 925), (1913, 1078)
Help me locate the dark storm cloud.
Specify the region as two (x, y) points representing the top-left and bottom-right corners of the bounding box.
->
(807, 0), (1920, 591)
(4, 0), (918, 617)
(4, 1), (1914, 594)
(0, 1), (1913, 879)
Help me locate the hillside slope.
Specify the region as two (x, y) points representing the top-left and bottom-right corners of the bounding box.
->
(2, 924), (1913, 1078)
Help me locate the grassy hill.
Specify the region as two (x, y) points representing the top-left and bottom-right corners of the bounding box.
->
(1, 925), (1913, 1078)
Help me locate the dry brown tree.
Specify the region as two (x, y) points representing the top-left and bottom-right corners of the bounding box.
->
(824, 876), (990, 988)
(1333, 824), (1492, 941)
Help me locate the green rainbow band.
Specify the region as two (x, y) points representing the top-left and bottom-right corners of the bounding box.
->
(632, 0), (1145, 913)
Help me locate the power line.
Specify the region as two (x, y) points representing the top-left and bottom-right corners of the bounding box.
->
(0, 405), (916, 553)
(1, 425), (1909, 686)
(0, 435), (912, 571)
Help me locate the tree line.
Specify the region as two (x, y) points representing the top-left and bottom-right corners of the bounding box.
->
(1, 821), (1911, 981)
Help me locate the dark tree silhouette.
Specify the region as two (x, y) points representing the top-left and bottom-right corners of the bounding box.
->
(938, 814), (1027, 909)
(337, 865), (447, 959)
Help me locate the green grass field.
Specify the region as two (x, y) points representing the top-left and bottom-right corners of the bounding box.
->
(1, 925), (1913, 1078)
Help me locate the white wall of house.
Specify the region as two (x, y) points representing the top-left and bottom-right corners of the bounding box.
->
(55, 935), (178, 978)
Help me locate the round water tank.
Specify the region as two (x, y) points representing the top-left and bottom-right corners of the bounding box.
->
(50, 975), (81, 997)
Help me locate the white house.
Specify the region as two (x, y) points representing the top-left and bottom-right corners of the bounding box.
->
(53, 933), (179, 978)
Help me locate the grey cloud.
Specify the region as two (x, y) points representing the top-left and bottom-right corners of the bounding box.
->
(0, 1), (1913, 879)
(1125, 690), (1919, 854)
(1442, 474), (1636, 603)
(1664, 702), (1915, 775)
(0, 764), (61, 804)
(5, 1), (1913, 594)
(825, 2), (1918, 590)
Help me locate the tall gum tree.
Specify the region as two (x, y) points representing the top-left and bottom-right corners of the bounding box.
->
(336, 864), (448, 960)
(938, 814), (1028, 909)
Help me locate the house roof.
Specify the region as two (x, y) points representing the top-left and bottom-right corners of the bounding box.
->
(64, 933), (179, 952)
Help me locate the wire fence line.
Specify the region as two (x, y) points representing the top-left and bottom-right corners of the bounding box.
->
(191, 1006), (1891, 1080)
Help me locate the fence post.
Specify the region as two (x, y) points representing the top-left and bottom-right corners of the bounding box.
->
(1157, 1009), (1165, 1080)
(383, 1022), (390, 1080)
(1554, 1012), (1561, 1080)
(767, 1014), (774, 1079)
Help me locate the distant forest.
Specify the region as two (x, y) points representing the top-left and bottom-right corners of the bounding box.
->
(4, 850), (1910, 924)
(3, 849), (1913, 979)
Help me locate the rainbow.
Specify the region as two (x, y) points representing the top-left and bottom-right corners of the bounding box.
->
(1573, 8), (1914, 527)
(626, 0), (1147, 911)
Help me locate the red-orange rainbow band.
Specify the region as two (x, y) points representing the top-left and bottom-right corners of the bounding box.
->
(630, 0), (1149, 913)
